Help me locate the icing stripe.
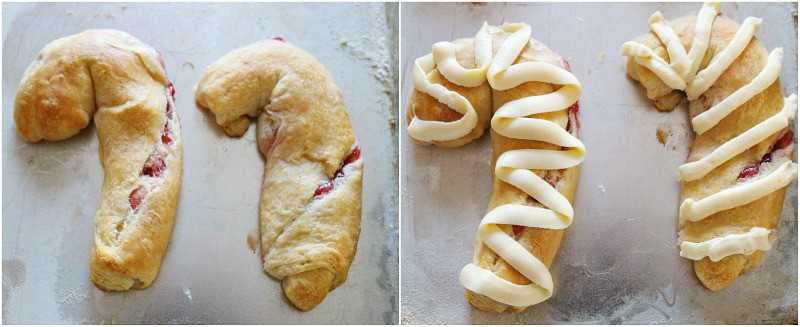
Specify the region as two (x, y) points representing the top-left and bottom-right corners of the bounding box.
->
(679, 161), (798, 222)
(691, 48), (784, 134)
(686, 2), (721, 77)
(679, 95), (797, 181)
(435, 23), (492, 87)
(686, 17), (762, 100)
(459, 23), (584, 307)
(679, 227), (772, 261)
(621, 41), (687, 90)
(649, 11), (691, 78)
(407, 54), (480, 142)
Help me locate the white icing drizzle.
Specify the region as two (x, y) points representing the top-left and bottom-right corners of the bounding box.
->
(407, 25), (493, 142)
(622, 2), (798, 261)
(680, 227), (772, 262)
(407, 53), (480, 142)
(456, 23), (584, 307)
(680, 161), (798, 222)
(690, 48), (784, 135)
(679, 95), (797, 181)
(686, 17), (762, 100)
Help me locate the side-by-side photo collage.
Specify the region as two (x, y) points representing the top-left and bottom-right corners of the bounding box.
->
(2, 1), (797, 325)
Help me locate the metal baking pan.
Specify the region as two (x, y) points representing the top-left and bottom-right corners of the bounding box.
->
(2, 2), (398, 324)
(400, 2), (797, 324)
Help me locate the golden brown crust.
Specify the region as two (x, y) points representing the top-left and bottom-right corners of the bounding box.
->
(195, 39), (362, 310)
(14, 29), (182, 291)
(626, 15), (791, 290)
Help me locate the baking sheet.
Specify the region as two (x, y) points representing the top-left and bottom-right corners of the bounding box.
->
(2, 2), (399, 324)
(400, 2), (797, 324)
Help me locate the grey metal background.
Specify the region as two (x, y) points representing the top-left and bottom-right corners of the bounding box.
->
(400, 2), (798, 324)
(2, 2), (399, 324)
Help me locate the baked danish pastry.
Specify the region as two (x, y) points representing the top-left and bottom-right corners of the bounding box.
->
(622, 2), (798, 291)
(14, 29), (183, 291)
(407, 23), (584, 312)
(195, 38), (362, 311)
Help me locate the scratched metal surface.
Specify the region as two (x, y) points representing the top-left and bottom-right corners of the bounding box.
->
(2, 2), (399, 324)
(400, 2), (797, 324)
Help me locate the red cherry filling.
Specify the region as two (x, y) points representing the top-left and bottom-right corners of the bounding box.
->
(512, 225), (525, 239)
(167, 82), (175, 99)
(774, 129), (794, 150)
(565, 101), (580, 132)
(129, 185), (147, 211)
(128, 85), (177, 211)
(559, 56), (572, 73)
(737, 130), (794, 180)
(271, 36), (286, 42)
(141, 153), (166, 178)
(313, 147), (362, 197)
(162, 123), (173, 145)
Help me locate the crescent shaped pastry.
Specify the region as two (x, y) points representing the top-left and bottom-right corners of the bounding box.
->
(622, 2), (798, 291)
(195, 39), (363, 311)
(14, 29), (183, 291)
(406, 23), (584, 312)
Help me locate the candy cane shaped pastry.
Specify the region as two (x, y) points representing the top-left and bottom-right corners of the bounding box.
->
(622, 2), (798, 291)
(195, 39), (362, 311)
(14, 29), (183, 291)
(406, 23), (584, 312)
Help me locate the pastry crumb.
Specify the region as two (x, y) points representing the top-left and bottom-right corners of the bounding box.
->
(656, 123), (672, 146)
(340, 38), (348, 45)
(66, 10), (74, 15)
(597, 183), (606, 194)
(247, 231), (258, 253)
(106, 12), (115, 19)
(598, 52), (606, 63)
(182, 60), (195, 69)
(576, 16), (584, 23)
(587, 68), (592, 76)
(468, 2), (487, 6)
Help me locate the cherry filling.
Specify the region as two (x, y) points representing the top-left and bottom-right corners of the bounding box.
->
(141, 152), (166, 178)
(512, 225), (525, 239)
(166, 82), (175, 103)
(128, 85), (177, 210)
(271, 36), (286, 42)
(559, 56), (572, 73)
(737, 130), (794, 180)
(565, 101), (580, 132)
(129, 185), (147, 211)
(313, 147), (362, 197)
